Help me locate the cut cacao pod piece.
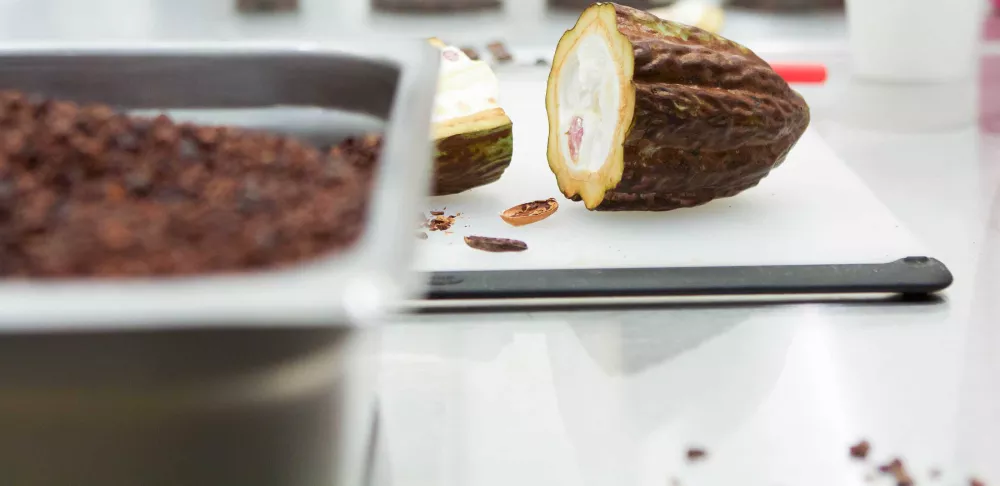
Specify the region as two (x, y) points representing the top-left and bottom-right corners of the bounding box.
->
(464, 236), (528, 252)
(544, 3), (810, 211)
(428, 38), (514, 196)
(500, 198), (559, 226)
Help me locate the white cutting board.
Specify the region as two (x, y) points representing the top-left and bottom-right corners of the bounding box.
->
(413, 69), (925, 272)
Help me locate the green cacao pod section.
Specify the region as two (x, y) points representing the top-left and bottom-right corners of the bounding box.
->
(430, 38), (514, 196)
(545, 2), (810, 211)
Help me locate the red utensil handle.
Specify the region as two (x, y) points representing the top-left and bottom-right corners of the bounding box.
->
(772, 63), (828, 84)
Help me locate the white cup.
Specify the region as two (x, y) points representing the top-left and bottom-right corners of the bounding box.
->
(846, 0), (986, 82)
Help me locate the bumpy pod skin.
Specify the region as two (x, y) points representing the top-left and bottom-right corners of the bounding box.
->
(551, 3), (810, 211)
(433, 120), (513, 196)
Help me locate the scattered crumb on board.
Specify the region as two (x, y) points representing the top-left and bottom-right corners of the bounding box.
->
(663, 438), (985, 486)
(686, 447), (707, 462)
(850, 440), (871, 460)
(878, 458), (914, 486)
(422, 211), (459, 232)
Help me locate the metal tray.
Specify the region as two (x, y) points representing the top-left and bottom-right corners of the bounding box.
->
(0, 42), (440, 330)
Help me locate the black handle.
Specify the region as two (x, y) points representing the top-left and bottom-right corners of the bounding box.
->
(423, 257), (953, 300)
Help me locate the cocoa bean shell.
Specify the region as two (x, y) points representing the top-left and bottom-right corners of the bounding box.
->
(463, 235), (528, 252)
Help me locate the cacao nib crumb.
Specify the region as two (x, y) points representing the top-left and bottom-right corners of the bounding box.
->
(124, 170), (154, 196)
(879, 459), (903, 474)
(878, 458), (914, 486)
(430, 210), (444, 216)
(114, 132), (140, 151)
(0, 89), (380, 277)
(850, 440), (871, 460)
(178, 137), (199, 158)
(686, 448), (707, 462)
(428, 214), (457, 231)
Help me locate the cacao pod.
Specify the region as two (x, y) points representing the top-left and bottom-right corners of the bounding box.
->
(545, 2), (810, 211)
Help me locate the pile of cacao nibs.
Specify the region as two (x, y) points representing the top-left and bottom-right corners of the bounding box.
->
(0, 90), (382, 278)
(425, 211), (458, 232)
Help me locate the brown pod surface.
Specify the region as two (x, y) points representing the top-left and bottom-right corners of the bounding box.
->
(545, 3), (810, 211)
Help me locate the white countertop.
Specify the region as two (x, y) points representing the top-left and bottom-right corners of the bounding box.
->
(382, 119), (1000, 486)
(379, 61), (1000, 486)
(1, 1), (997, 484)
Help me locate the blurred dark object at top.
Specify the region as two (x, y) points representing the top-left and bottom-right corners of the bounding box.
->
(728, 0), (844, 11)
(486, 41), (513, 62)
(237, 0), (299, 13)
(548, 0), (655, 9)
(460, 47), (481, 60)
(371, 0), (501, 12)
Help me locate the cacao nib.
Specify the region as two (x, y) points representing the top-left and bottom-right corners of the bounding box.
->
(878, 458), (914, 486)
(850, 440), (871, 460)
(686, 448), (707, 462)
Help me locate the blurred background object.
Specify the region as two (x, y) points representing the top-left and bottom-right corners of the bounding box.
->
(372, 0), (501, 12)
(649, 0), (726, 32)
(728, 0), (843, 11)
(547, 0), (655, 10)
(836, 0), (987, 131)
(548, 0), (844, 13)
(237, 0), (299, 13)
(845, 0), (984, 82)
